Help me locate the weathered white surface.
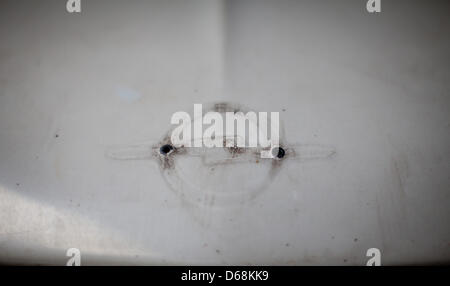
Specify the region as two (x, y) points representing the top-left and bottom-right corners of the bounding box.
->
(0, 0), (449, 265)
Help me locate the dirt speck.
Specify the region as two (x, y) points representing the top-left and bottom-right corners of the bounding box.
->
(227, 145), (246, 157)
(213, 102), (240, 113)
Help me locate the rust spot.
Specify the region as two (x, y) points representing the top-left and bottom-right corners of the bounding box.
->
(227, 145), (246, 157)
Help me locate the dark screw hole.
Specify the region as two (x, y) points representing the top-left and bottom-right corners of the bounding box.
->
(272, 147), (285, 159)
(160, 144), (173, 155)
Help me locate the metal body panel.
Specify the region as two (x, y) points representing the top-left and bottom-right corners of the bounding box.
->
(0, 0), (449, 265)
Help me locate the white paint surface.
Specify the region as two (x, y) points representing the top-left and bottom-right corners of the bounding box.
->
(0, 0), (449, 265)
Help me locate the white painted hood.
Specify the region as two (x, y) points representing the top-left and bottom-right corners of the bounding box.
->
(0, 0), (449, 265)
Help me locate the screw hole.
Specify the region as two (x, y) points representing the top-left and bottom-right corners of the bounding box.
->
(160, 144), (174, 155)
(271, 147), (285, 159)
